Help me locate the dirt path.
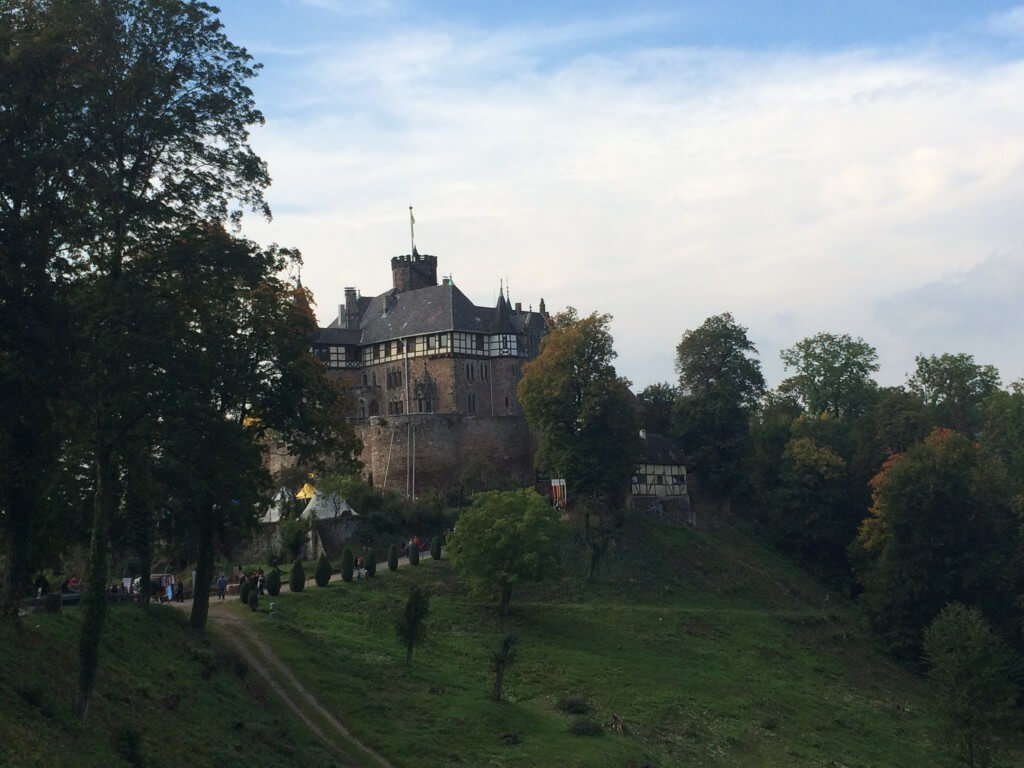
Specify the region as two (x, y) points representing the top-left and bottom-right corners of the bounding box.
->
(207, 601), (394, 768)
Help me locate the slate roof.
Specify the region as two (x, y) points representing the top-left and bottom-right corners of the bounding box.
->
(638, 433), (688, 467)
(315, 282), (544, 346)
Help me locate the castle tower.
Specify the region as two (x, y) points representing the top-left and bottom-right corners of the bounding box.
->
(391, 252), (438, 293)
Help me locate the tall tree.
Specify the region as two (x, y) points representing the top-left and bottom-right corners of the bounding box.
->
(908, 353), (1000, 438)
(673, 313), (765, 499)
(855, 428), (1021, 660)
(637, 382), (677, 436)
(396, 585), (430, 666)
(519, 308), (639, 509)
(982, 381), (1024, 495)
(780, 332), (879, 419)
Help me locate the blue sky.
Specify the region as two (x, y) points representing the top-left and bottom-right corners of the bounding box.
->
(214, 0), (1024, 389)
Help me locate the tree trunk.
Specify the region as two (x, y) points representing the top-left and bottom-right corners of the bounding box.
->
(492, 657), (506, 701)
(189, 503), (215, 631)
(0, 485), (33, 621)
(498, 583), (512, 618)
(76, 441), (116, 720)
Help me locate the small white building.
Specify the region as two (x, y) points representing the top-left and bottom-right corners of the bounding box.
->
(632, 430), (688, 499)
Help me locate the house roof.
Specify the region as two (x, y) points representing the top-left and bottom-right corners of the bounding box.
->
(638, 433), (688, 467)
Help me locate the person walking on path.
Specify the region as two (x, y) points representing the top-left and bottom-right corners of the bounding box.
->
(217, 574), (227, 600)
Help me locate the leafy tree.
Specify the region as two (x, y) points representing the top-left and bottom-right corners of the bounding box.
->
(387, 544), (399, 572)
(365, 550), (377, 578)
(247, 589), (259, 612)
(869, 386), (931, 457)
(637, 382), (678, 436)
(909, 353), (1000, 437)
(673, 313), (765, 499)
(855, 429), (1021, 659)
(289, 559), (305, 593)
(408, 545), (420, 566)
(448, 489), (565, 617)
(266, 567), (281, 597)
(780, 333), (879, 419)
(315, 552), (331, 587)
(279, 517), (310, 562)
(240, 580), (252, 605)
(490, 633), (518, 702)
(396, 585), (429, 666)
(519, 308), (639, 510)
(341, 548), (354, 582)
(923, 603), (1018, 768)
(982, 381), (1024, 494)
(430, 536), (442, 560)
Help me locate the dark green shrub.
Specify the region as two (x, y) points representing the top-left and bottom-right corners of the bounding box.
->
(43, 593), (61, 613)
(315, 552), (331, 587)
(341, 547), (354, 582)
(239, 580), (251, 605)
(430, 535), (442, 560)
(289, 559), (305, 592)
(366, 550), (377, 577)
(409, 545), (420, 566)
(248, 589), (259, 612)
(266, 567), (281, 596)
(557, 696), (590, 715)
(569, 719), (602, 737)
(387, 544), (399, 571)
(115, 726), (146, 767)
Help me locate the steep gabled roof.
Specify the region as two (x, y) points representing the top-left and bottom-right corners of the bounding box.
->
(638, 433), (688, 467)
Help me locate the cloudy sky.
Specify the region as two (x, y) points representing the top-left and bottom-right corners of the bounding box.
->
(214, 0), (1024, 390)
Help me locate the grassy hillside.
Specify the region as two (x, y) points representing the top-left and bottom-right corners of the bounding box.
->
(236, 514), (958, 768)
(0, 605), (337, 768)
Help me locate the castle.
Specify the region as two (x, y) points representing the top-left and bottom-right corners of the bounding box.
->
(313, 252), (549, 496)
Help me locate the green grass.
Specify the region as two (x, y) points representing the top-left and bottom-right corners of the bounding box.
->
(0, 605), (338, 768)
(235, 514), (963, 768)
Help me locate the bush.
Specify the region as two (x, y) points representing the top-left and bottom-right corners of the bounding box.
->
(341, 547), (354, 582)
(409, 545), (420, 566)
(279, 517), (310, 561)
(430, 535), (442, 560)
(569, 719), (602, 737)
(387, 544), (399, 572)
(315, 552), (331, 587)
(248, 589), (259, 612)
(239, 580), (251, 605)
(289, 559), (305, 592)
(557, 696), (590, 715)
(114, 726), (146, 767)
(366, 550), (377, 578)
(266, 567), (281, 596)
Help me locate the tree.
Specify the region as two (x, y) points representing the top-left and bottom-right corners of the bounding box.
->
(430, 536), (442, 560)
(490, 634), (518, 702)
(637, 382), (677, 436)
(365, 550), (377, 578)
(387, 544), (399, 572)
(855, 429), (1021, 659)
(315, 552), (331, 587)
(289, 559), (305, 593)
(396, 586), (429, 666)
(909, 353), (1000, 438)
(780, 333), (879, 419)
(266, 567), (281, 596)
(869, 386), (931, 457)
(519, 309), (639, 510)
(448, 489), (565, 617)
(408, 545), (420, 566)
(341, 547), (354, 582)
(923, 603), (1017, 768)
(982, 381), (1024, 494)
(279, 517), (310, 562)
(673, 313), (765, 499)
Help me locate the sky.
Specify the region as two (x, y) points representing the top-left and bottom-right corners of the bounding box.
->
(213, 0), (1024, 391)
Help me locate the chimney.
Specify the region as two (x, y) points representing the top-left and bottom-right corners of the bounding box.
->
(344, 287), (358, 328)
(514, 301), (522, 312)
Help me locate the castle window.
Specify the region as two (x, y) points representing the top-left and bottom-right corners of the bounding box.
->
(369, 400), (380, 416)
(426, 335), (435, 350)
(372, 373), (377, 387)
(358, 400), (366, 418)
(467, 393), (477, 413)
(635, 473), (647, 484)
(505, 396), (509, 409)
(373, 344), (381, 360)
(655, 474), (664, 484)
(362, 373), (368, 386)
(476, 334), (485, 351)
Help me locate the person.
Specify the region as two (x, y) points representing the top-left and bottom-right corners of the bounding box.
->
(165, 582), (173, 602)
(217, 574), (227, 600)
(174, 582), (183, 602)
(257, 571), (265, 596)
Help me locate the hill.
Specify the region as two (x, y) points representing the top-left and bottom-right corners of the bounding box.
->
(232, 514), (954, 767)
(0, 605), (338, 768)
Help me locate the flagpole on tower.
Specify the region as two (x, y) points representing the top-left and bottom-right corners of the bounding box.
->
(409, 205), (415, 256)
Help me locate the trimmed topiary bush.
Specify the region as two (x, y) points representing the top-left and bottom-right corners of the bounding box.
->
(341, 547), (354, 582)
(366, 550), (377, 577)
(387, 544), (399, 572)
(289, 559), (305, 592)
(430, 535), (442, 560)
(248, 589), (259, 612)
(266, 567), (281, 596)
(315, 552), (331, 587)
(558, 696), (590, 715)
(409, 544), (420, 566)
(239, 579), (251, 605)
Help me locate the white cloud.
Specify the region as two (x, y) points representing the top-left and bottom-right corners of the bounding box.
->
(240, 20), (1024, 390)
